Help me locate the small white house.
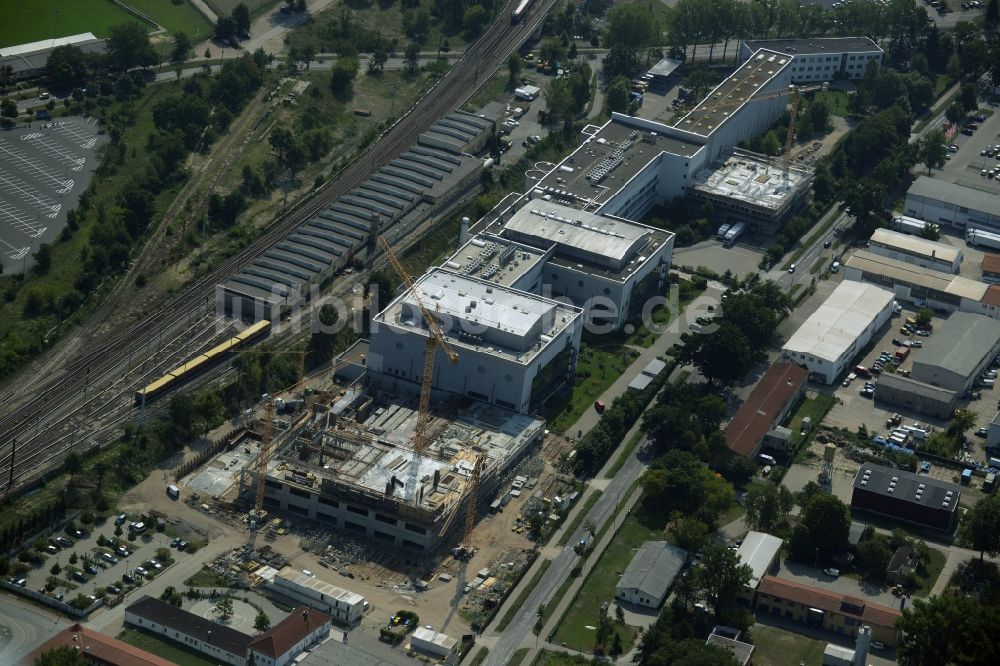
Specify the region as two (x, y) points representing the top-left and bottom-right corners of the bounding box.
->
(615, 541), (686, 609)
(410, 627), (458, 658)
(514, 85), (541, 101)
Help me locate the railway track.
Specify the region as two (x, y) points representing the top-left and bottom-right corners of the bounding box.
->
(0, 2), (556, 494)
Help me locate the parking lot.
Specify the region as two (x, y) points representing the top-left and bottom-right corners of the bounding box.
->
(927, 102), (1000, 193)
(18, 515), (190, 606)
(0, 119), (105, 274)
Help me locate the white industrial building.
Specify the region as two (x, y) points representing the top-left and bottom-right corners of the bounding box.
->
(738, 37), (884, 83)
(369, 267), (583, 413)
(0, 33), (106, 82)
(271, 567), (368, 625)
(410, 627), (458, 658)
(904, 176), (1000, 231)
(781, 281), (895, 384)
(910, 312), (1000, 394)
(614, 541), (687, 609)
(843, 250), (1000, 320)
(867, 228), (962, 274)
(735, 531), (783, 601)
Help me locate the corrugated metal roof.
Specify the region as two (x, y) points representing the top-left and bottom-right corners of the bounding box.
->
(870, 228), (961, 263)
(735, 531), (782, 586)
(908, 176), (1000, 218)
(845, 251), (990, 300)
(616, 541), (686, 600)
(782, 281), (894, 363)
(911, 312), (1000, 377)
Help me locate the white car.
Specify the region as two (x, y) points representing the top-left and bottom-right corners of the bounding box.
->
(823, 568), (840, 577)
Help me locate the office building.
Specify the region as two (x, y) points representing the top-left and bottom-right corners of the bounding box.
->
(851, 464), (961, 532)
(738, 37), (884, 83)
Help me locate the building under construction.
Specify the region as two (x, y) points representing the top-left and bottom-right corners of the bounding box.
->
(238, 389), (544, 554)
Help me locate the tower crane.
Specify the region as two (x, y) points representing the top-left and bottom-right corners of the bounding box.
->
(377, 235), (460, 456)
(246, 397), (274, 554)
(454, 454), (485, 560)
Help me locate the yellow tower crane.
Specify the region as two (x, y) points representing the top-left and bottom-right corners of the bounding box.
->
(247, 398), (274, 553)
(377, 235), (460, 456)
(454, 454), (485, 560)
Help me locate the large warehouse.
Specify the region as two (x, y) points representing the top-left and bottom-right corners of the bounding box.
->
(910, 312), (1000, 394)
(904, 176), (1000, 231)
(851, 464), (961, 532)
(868, 228), (962, 274)
(737, 37), (884, 83)
(873, 372), (957, 419)
(780, 282), (895, 384)
(369, 267), (583, 413)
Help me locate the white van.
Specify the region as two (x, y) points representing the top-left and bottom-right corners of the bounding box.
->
(830, 261), (840, 273)
(167, 484), (180, 500)
(757, 453), (777, 466)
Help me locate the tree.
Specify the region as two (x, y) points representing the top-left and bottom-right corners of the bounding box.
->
(744, 483), (791, 532)
(539, 38), (566, 67)
(507, 53), (522, 86)
(605, 75), (631, 115)
(403, 42), (420, 75)
(254, 608), (271, 632)
(330, 57), (358, 95)
(961, 495), (1000, 560)
(897, 594), (1000, 665)
(988, 0), (999, 25)
(960, 82), (978, 113)
(50, 562), (61, 575)
(919, 129), (947, 175)
(914, 306), (934, 327)
(543, 78), (575, 132)
(171, 32), (192, 62)
(681, 322), (755, 387)
(232, 3), (252, 34)
(856, 535), (893, 583)
(842, 178), (889, 237)
(34, 646), (89, 665)
(107, 22), (156, 71)
(463, 5), (488, 37)
(603, 3), (659, 77)
(615, 604), (625, 624)
(368, 43), (388, 74)
(64, 452), (83, 482)
(215, 596), (234, 620)
(668, 514), (710, 553)
(791, 493), (850, 562)
(160, 586), (182, 606)
(0, 98), (16, 121)
(47, 45), (89, 87)
(946, 101), (965, 124)
(692, 544), (753, 620)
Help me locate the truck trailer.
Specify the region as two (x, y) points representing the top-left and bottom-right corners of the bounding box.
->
(967, 228), (1000, 251)
(723, 222), (746, 247)
(892, 215), (939, 236)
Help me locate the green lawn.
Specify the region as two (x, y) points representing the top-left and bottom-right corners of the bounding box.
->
(543, 342), (640, 434)
(913, 545), (947, 597)
(750, 624), (827, 666)
(119, 629), (218, 666)
(468, 647), (489, 666)
(498, 559), (553, 631)
(533, 651), (592, 666)
(0, 0), (142, 47)
(810, 90), (850, 117)
(551, 511), (664, 653)
(605, 432), (643, 479)
(510, 647), (531, 666)
(141, 0), (212, 37)
(557, 491), (602, 547)
(787, 394), (837, 457)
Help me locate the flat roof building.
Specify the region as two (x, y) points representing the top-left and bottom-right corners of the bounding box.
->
(466, 197), (673, 330)
(868, 228), (962, 274)
(905, 176), (1000, 231)
(615, 541), (687, 609)
(851, 463), (961, 532)
(910, 312), (1000, 394)
(410, 627), (458, 658)
(781, 281), (895, 384)
(872, 372), (957, 419)
(725, 362), (808, 458)
(757, 576), (901, 647)
(272, 567), (367, 625)
(0, 33), (106, 82)
(369, 267), (583, 413)
(690, 150), (813, 235)
(738, 37), (884, 83)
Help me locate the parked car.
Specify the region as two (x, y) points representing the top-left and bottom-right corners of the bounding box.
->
(788, 263), (797, 273)
(977, 427), (989, 437)
(915, 329), (931, 336)
(921, 460), (932, 472)
(823, 568), (840, 577)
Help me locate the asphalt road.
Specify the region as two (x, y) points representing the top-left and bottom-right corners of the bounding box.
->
(0, 597), (67, 664)
(482, 453), (643, 666)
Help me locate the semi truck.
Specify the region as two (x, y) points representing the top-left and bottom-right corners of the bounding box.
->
(716, 223), (731, 240)
(967, 228), (1000, 251)
(723, 222), (746, 247)
(892, 215), (939, 236)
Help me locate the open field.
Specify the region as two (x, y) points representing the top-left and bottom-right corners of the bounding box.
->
(0, 1), (142, 47)
(551, 511), (663, 653)
(141, 0), (212, 36)
(119, 629), (219, 666)
(750, 623), (826, 666)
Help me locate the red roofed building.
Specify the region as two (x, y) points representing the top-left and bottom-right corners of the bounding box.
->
(23, 624), (174, 666)
(725, 362), (807, 458)
(755, 576), (901, 647)
(248, 607), (332, 666)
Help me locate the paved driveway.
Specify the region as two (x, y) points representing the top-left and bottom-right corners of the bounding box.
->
(777, 560), (903, 608)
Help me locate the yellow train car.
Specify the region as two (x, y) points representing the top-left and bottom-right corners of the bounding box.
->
(134, 320), (271, 405)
